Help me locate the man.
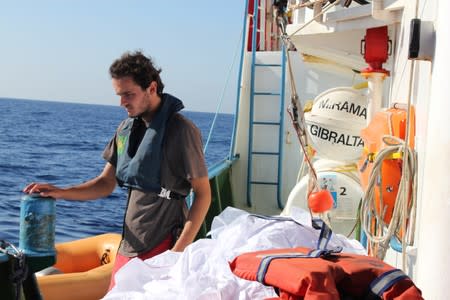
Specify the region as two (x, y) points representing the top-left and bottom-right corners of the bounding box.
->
(23, 51), (211, 289)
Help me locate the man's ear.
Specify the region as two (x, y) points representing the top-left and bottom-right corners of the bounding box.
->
(147, 81), (157, 95)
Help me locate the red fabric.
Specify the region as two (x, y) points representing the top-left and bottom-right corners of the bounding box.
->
(108, 234), (173, 290)
(230, 247), (423, 300)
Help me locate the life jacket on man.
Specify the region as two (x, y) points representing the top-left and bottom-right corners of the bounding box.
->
(115, 93), (184, 198)
(230, 247), (422, 299)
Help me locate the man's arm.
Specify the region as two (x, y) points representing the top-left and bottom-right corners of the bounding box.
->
(23, 162), (117, 201)
(171, 176), (211, 252)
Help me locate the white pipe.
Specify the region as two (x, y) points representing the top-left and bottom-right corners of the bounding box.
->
(366, 72), (386, 125)
(372, 0), (397, 22)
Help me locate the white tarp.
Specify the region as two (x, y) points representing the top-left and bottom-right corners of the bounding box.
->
(103, 207), (366, 300)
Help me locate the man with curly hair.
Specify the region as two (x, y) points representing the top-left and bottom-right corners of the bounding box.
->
(24, 51), (211, 290)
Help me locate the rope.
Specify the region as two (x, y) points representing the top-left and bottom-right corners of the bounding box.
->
(280, 31), (338, 228)
(288, 0), (327, 11)
(317, 164), (361, 184)
(100, 249), (111, 265)
(280, 0), (343, 194)
(282, 39), (318, 192)
(277, 3), (348, 227)
(287, 0), (341, 38)
(360, 136), (417, 260)
(203, 27), (243, 155)
(288, 1), (315, 11)
(1, 240), (28, 300)
(400, 54), (416, 269)
(186, 21), (243, 208)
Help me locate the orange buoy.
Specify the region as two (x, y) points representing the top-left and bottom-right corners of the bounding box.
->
(308, 190), (334, 213)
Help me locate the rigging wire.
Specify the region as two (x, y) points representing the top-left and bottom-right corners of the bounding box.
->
(277, 1), (352, 227)
(202, 28), (243, 155)
(280, 29), (337, 227)
(186, 26), (243, 208)
(287, 0), (341, 39)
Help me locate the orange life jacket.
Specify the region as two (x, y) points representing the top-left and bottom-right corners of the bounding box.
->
(230, 247), (422, 300)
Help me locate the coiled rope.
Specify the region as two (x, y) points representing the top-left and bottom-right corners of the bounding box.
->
(360, 135), (417, 260)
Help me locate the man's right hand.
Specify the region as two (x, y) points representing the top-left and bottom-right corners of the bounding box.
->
(23, 183), (64, 199)
(22, 163), (117, 201)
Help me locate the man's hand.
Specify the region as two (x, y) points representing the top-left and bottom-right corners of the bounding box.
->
(23, 183), (64, 199)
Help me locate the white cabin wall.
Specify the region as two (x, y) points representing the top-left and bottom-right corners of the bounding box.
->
(414, 1), (450, 299)
(259, 0), (447, 297)
(232, 51), (363, 215)
(383, 1), (445, 287)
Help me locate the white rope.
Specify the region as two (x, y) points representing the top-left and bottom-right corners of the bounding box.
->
(287, 0), (341, 38)
(281, 0), (342, 193)
(282, 42), (318, 191)
(360, 135), (417, 260)
(278, 2), (346, 226)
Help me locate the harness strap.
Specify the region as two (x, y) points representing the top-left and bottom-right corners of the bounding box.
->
(248, 214), (339, 251)
(256, 248), (341, 284)
(145, 187), (185, 200)
(247, 214), (345, 285)
(157, 187), (184, 200)
(317, 219), (333, 250)
(248, 213), (304, 227)
(369, 269), (408, 297)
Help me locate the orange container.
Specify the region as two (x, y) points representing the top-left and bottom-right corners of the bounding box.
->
(358, 106), (415, 224)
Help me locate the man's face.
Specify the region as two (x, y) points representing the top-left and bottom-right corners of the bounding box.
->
(112, 76), (157, 118)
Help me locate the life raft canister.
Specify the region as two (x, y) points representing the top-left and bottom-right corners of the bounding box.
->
(230, 247), (423, 300)
(305, 87), (367, 162)
(283, 159), (363, 237)
(19, 193), (57, 272)
(358, 106), (415, 225)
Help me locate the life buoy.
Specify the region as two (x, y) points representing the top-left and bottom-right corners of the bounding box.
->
(358, 106), (415, 225)
(305, 87), (367, 162)
(283, 159), (363, 237)
(230, 247), (423, 299)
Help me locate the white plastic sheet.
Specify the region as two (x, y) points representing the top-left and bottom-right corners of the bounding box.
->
(103, 207), (365, 300)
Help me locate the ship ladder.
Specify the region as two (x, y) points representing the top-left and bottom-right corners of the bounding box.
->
(247, 0), (287, 210)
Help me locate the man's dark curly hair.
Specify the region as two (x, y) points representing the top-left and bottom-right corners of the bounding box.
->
(109, 51), (165, 96)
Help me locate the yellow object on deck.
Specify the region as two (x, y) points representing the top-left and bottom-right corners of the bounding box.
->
(37, 233), (121, 300)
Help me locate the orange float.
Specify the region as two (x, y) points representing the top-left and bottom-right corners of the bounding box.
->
(359, 106), (415, 225)
(308, 189), (334, 213)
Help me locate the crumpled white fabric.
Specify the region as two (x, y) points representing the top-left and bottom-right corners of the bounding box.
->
(103, 207), (366, 300)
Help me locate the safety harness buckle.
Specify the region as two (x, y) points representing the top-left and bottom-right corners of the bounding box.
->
(158, 187), (172, 200)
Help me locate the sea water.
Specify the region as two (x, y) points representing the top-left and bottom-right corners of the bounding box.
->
(0, 98), (233, 246)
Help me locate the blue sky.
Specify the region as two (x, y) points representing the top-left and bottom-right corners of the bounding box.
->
(0, 1), (245, 113)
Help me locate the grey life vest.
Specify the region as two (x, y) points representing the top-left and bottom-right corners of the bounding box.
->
(115, 93), (184, 194)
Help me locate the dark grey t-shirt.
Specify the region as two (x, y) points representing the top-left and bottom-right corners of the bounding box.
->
(103, 113), (208, 256)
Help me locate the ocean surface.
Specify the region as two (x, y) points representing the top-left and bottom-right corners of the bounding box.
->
(0, 98), (233, 246)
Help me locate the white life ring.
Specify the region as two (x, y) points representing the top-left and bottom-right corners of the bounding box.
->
(283, 159), (363, 237)
(305, 87), (367, 162)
